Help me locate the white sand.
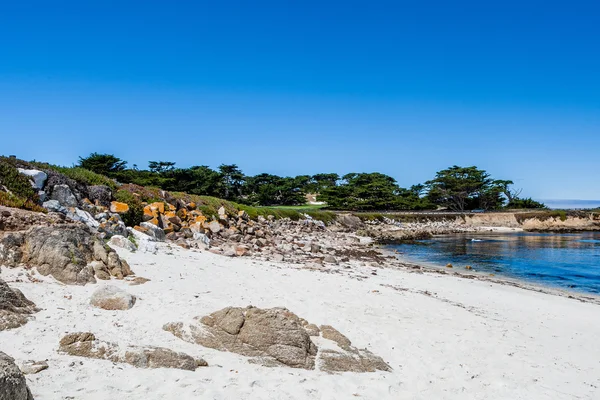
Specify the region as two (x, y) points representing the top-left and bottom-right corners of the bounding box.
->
(2, 243), (599, 400)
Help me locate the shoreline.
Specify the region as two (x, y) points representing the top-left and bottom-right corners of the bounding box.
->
(377, 234), (600, 306)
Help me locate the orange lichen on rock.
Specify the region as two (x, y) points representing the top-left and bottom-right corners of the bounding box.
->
(110, 201), (130, 214)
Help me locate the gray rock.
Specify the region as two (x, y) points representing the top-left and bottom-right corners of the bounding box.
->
(17, 168), (47, 190)
(90, 285), (136, 310)
(336, 214), (364, 230)
(15, 224), (133, 285)
(0, 278), (37, 331)
(0, 352), (34, 400)
(323, 255), (338, 264)
(87, 185), (112, 207)
(140, 222), (166, 241)
(42, 200), (66, 214)
(50, 184), (78, 207)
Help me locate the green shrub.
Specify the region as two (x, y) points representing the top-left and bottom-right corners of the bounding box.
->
(0, 192), (46, 212)
(30, 162), (117, 190)
(114, 189), (144, 226)
(0, 160), (39, 200)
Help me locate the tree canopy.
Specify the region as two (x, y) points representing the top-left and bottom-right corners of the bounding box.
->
(76, 153), (543, 210)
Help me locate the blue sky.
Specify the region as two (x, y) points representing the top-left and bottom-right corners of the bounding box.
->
(1, 1), (599, 200)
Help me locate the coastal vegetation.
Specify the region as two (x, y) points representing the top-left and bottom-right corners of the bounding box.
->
(0, 153), (550, 215)
(68, 153), (542, 211)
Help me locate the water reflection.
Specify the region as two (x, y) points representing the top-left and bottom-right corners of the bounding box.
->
(389, 232), (600, 294)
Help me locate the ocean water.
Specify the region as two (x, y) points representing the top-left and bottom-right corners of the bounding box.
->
(542, 199), (600, 209)
(389, 232), (600, 294)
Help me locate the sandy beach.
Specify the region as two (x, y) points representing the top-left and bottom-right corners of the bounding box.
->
(2, 241), (599, 400)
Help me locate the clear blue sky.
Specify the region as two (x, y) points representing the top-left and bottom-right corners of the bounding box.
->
(1, 1), (599, 200)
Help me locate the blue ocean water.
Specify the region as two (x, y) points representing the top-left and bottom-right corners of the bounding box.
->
(542, 199), (600, 209)
(389, 232), (600, 294)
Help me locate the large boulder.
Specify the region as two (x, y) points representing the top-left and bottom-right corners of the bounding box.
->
(0, 352), (34, 400)
(90, 285), (136, 310)
(0, 278), (37, 331)
(1, 224), (133, 285)
(17, 168), (47, 190)
(336, 214), (364, 230)
(44, 170), (88, 205)
(165, 306), (391, 373)
(164, 306), (318, 369)
(87, 185), (112, 207)
(58, 332), (206, 371)
(50, 184), (78, 208)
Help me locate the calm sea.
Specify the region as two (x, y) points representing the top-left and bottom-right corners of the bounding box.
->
(389, 232), (600, 294)
(542, 199), (600, 209)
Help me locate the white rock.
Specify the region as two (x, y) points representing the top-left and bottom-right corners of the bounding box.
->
(66, 208), (100, 229)
(108, 235), (137, 252)
(193, 232), (211, 247)
(90, 285), (136, 310)
(19, 360), (49, 375)
(127, 228), (158, 254)
(17, 168), (47, 190)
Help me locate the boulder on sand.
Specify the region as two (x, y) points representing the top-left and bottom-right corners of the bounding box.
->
(90, 285), (136, 310)
(58, 332), (206, 371)
(0, 352), (34, 400)
(164, 306), (391, 373)
(164, 306), (317, 369)
(0, 224), (133, 285)
(0, 278), (38, 331)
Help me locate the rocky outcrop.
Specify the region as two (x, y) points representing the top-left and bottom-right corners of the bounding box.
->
(58, 332), (206, 371)
(0, 206), (66, 232)
(0, 224), (133, 285)
(0, 352), (34, 400)
(164, 306), (317, 369)
(90, 285), (136, 310)
(0, 278), (37, 331)
(164, 306), (391, 373)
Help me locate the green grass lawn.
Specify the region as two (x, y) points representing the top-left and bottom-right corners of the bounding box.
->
(264, 204), (328, 212)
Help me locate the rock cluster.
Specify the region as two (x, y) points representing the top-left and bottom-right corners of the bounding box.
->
(59, 332), (207, 371)
(0, 205), (66, 232)
(0, 224), (133, 285)
(0, 278), (37, 331)
(0, 352), (34, 400)
(164, 306), (390, 373)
